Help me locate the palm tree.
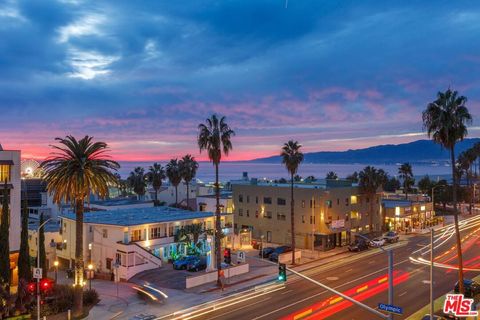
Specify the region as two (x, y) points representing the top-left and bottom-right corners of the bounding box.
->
(281, 140), (304, 263)
(198, 114), (235, 286)
(147, 163), (165, 205)
(422, 88), (472, 294)
(179, 155), (199, 210)
(128, 167), (147, 200)
(359, 166), (387, 232)
(41, 135), (119, 317)
(398, 163), (414, 200)
(325, 171), (338, 180)
(166, 159), (182, 207)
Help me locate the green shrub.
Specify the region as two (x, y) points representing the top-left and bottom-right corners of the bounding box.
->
(83, 289), (99, 306)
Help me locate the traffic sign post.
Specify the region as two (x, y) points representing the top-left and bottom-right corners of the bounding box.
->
(378, 303), (403, 315)
(33, 268), (42, 279)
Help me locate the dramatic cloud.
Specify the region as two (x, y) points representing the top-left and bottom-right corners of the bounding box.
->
(0, 0), (479, 161)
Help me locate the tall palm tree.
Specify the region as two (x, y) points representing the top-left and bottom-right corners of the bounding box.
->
(422, 88), (472, 294)
(281, 141), (304, 263)
(179, 155), (199, 210)
(198, 114), (235, 286)
(41, 135), (119, 317)
(359, 166), (388, 232)
(128, 167), (147, 200)
(147, 163), (166, 205)
(166, 159), (182, 206)
(325, 171), (338, 180)
(398, 163), (414, 200)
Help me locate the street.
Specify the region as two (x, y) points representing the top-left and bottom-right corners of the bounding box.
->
(183, 216), (480, 320)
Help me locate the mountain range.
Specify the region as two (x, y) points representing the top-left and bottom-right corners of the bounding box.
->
(250, 138), (480, 164)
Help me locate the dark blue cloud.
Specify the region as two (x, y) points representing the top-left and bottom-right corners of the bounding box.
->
(0, 0), (479, 160)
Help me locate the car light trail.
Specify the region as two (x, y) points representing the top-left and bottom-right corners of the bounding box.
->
(281, 271), (409, 320)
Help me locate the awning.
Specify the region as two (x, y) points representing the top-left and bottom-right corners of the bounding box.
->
(0, 160), (14, 165)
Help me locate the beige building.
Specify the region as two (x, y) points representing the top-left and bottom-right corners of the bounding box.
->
(233, 180), (382, 251)
(0, 145), (21, 285)
(382, 199), (436, 232)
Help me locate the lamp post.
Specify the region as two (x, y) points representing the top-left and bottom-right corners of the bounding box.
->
(87, 264), (93, 290)
(53, 260), (59, 284)
(37, 217), (53, 320)
(260, 235), (264, 259)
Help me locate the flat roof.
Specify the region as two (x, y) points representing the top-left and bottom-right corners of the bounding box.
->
(61, 206), (220, 226)
(90, 198), (152, 206)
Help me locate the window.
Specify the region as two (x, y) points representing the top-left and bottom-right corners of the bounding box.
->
(131, 229), (142, 241)
(345, 198), (349, 206)
(277, 212), (286, 221)
(150, 227), (162, 239)
(89, 226), (93, 233)
(301, 200), (306, 208)
(255, 196), (258, 204)
(102, 229), (108, 238)
(302, 215), (305, 223)
(0, 165), (11, 182)
(255, 210), (259, 218)
(239, 194), (243, 203)
(350, 195), (358, 204)
(238, 208), (244, 216)
(310, 216), (315, 224)
(265, 211), (273, 219)
(350, 211), (361, 220)
(326, 200), (332, 208)
(169, 225), (174, 236)
(277, 198), (286, 206)
(336, 198), (340, 205)
(246, 209), (250, 217)
(310, 199), (315, 208)
(263, 197), (272, 204)
(246, 195), (250, 203)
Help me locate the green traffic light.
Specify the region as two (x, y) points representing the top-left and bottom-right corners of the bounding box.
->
(278, 275), (284, 281)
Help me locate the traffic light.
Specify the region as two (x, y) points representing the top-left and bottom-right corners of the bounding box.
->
(224, 248), (231, 264)
(27, 282), (36, 295)
(278, 263), (287, 282)
(40, 278), (53, 293)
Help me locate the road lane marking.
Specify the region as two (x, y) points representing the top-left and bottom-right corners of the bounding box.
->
(206, 297), (272, 320)
(293, 309), (312, 320)
(282, 289), (293, 295)
(345, 268), (353, 273)
(356, 285), (368, 293)
(399, 291), (407, 297)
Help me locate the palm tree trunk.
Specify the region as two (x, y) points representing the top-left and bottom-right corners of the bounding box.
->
(215, 163), (222, 287)
(175, 186), (178, 207)
(291, 173), (296, 264)
(73, 198), (84, 318)
(451, 146), (465, 294)
(155, 188), (158, 204)
(369, 194), (374, 232)
(186, 182), (190, 210)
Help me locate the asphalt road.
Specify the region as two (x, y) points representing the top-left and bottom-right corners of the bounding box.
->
(192, 225), (480, 320)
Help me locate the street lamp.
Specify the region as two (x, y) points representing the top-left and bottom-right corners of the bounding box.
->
(87, 264), (94, 290)
(53, 260), (59, 284)
(36, 217), (53, 320)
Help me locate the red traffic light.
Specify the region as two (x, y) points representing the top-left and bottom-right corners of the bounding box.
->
(224, 248), (231, 257)
(40, 278), (54, 292)
(27, 282), (35, 294)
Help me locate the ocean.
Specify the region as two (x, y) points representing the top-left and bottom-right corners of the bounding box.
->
(117, 161), (452, 183)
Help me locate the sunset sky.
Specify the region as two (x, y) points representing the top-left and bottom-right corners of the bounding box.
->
(1, 1), (479, 161)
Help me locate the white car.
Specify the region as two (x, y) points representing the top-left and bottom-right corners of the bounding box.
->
(369, 238), (386, 247)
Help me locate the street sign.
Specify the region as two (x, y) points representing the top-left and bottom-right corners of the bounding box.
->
(237, 251), (246, 264)
(33, 268), (42, 279)
(378, 303), (403, 315)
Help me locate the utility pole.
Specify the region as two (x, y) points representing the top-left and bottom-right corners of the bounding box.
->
(430, 228), (434, 320)
(388, 250), (394, 320)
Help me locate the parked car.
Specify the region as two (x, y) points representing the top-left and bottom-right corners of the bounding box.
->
(369, 237), (386, 247)
(259, 247), (275, 258)
(383, 231), (400, 243)
(173, 256), (197, 270)
(454, 279), (480, 298)
(269, 246), (292, 262)
(133, 282), (168, 302)
(348, 241), (368, 252)
(186, 256), (207, 272)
